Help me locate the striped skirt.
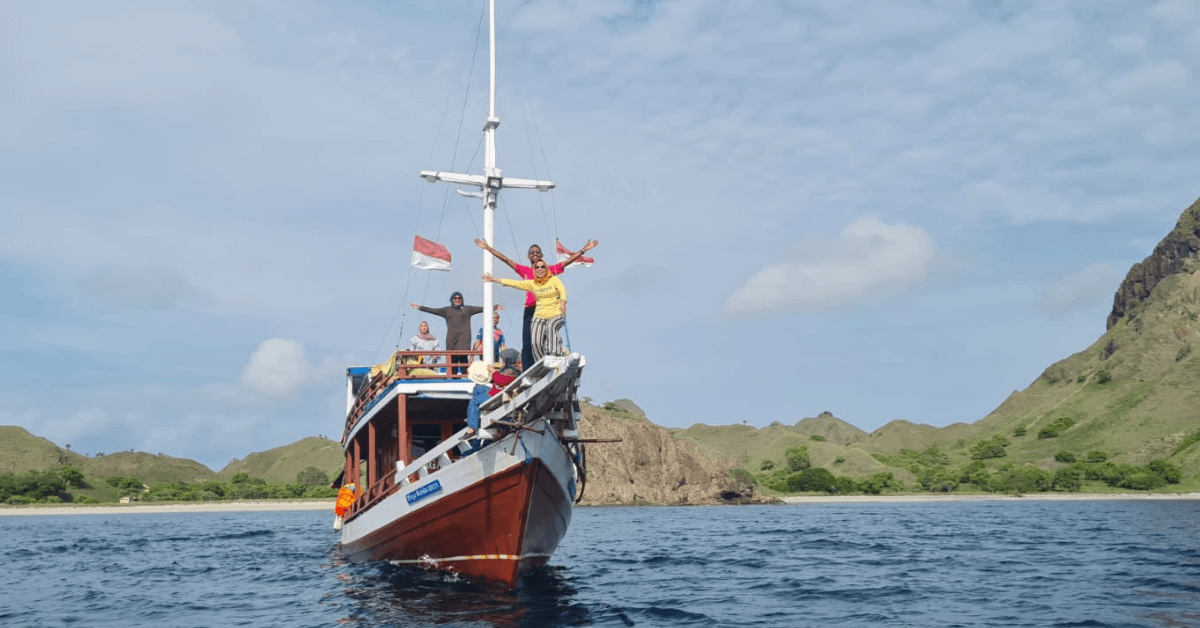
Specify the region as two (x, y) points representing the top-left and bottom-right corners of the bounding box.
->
(530, 315), (566, 363)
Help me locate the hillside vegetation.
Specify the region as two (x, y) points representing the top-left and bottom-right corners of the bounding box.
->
(219, 437), (343, 485)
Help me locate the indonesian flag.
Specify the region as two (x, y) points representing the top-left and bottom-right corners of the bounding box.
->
(411, 235), (452, 271)
(555, 239), (594, 267)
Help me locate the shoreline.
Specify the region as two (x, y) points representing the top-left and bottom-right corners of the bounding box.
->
(3, 493), (1200, 516)
(0, 499), (335, 517)
(780, 492), (1200, 504)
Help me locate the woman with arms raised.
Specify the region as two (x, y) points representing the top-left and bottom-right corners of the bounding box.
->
(475, 238), (596, 370)
(482, 260), (567, 363)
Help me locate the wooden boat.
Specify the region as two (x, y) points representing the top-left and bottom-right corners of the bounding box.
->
(335, 0), (588, 588)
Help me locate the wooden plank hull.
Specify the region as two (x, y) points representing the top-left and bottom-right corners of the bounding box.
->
(340, 446), (574, 587)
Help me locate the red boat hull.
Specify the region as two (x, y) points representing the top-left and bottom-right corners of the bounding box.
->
(340, 457), (572, 587)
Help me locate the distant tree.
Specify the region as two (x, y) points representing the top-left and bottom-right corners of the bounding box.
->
(296, 467), (330, 487)
(917, 466), (960, 493)
(1039, 417), (1076, 440)
(970, 436), (1008, 460)
(105, 476), (143, 492)
(231, 472), (251, 484)
(857, 472), (902, 495)
(1085, 450), (1108, 463)
(1, 470), (67, 501)
(1012, 426), (1027, 437)
(60, 466), (86, 490)
(832, 476), (857, 495)
(1148, 459), (1181, 484)
(968, 468), (992, 491)
(788, 468), (836, 493)
(992, 466), (1052, 494)
(1054, 451), (1077, 463)
(784, 446), (810, 471)
(758, 459), (775, 471)
(1120, 472), (1165, 491)
(1037, 426), (1060, 439)
(200, 481), (228, 498)
(809, 435), (825, 442)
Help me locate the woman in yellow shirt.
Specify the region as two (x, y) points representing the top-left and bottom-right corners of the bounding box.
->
(483, 260), (567, 363)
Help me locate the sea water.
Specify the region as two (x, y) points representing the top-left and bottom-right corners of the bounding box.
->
(1, 500), (1198, 627)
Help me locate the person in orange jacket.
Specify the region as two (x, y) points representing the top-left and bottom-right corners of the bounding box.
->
(333, 482), (360, 531)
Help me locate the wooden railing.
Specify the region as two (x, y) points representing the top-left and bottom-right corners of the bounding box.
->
(341, 350), (481, 442)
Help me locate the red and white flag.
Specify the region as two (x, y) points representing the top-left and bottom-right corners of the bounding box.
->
(411, 235), (452, 271)
(555, 239), (594, 267)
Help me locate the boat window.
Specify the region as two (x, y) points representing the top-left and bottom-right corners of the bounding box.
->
(351, 372), (368, 396)
(412, 423), (444, 458)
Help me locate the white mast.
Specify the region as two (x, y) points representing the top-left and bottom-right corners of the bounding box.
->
(419, 0), (555, 365)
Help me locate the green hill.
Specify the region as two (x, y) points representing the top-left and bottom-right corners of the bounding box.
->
(218, 437), (343, 485)
(79, 452), (217, 485)
(0, 426), (87, 473)
(672, 412), (868, 466)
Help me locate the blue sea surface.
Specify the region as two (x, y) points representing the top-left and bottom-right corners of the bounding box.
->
(2, 500), (1199, 627)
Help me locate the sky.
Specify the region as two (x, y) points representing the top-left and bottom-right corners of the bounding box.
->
(3, 0), (1200, 471)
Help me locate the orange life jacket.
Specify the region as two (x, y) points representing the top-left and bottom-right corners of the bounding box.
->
(335, 484), (359, 516)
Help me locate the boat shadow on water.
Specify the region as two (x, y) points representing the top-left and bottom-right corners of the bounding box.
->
(332, 555), (637, 628)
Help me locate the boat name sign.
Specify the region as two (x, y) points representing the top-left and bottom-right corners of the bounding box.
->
(406, 479), (443, 505)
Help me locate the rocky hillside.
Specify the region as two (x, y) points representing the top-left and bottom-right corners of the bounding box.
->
(1108, 195), (1200, 329)
(576, 400), (740, 505)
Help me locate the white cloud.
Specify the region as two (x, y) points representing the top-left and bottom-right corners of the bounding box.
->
(36, 407), (128, 452)
(721, 217), (936, 318)
(1038, 263), (1122, 316)
(240, 339), (309, 397)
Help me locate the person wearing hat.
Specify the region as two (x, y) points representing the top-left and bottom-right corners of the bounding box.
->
(463, 360), (494, 454)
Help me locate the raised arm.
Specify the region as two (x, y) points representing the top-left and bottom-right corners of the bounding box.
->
(560, 239), (599, 269)
(483, 273), (535, 291)
(474, 238), (521, 274)
(411, 303), (445, 318)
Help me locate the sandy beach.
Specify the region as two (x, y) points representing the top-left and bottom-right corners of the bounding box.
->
(0, 500), (336, 517)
